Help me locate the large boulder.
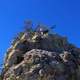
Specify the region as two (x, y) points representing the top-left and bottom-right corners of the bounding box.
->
(3, 49), (80, 80)
(2, 26), (80, 80)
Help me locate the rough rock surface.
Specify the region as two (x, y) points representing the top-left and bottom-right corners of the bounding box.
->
(3, 49), (80, 80)
(1, 26), (80, 80)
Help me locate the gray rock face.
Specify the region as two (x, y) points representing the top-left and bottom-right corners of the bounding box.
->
(2, 30), (80, 80)
(3, 49), (80, 80)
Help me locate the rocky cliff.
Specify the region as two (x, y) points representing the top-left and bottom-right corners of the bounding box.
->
(1, 23), (80, 80)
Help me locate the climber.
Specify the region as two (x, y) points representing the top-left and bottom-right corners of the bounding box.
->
(35, 24), (49, 36)
(39, 27), (49, 35)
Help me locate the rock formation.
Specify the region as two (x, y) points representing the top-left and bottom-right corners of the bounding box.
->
(1, 23), (80, 80)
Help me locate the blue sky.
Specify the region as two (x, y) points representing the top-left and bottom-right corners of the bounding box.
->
(0, 0), (80, 67)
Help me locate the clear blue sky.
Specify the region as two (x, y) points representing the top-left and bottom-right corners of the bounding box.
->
(0, 0), (80, 66)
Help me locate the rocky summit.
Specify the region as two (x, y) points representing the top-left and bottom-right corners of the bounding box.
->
(1, 23), (80, 80)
